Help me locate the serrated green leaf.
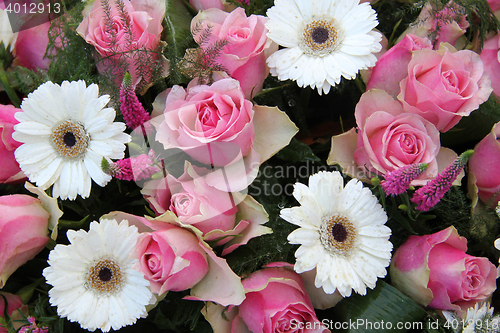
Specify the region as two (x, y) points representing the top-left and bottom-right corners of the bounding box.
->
(324, 281), (428, 332)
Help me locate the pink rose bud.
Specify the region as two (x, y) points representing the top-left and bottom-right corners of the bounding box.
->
(189, 0), (224, 11)
(0, 291), (23, 333)
(0, 105), (26, 184)
(480, 33), (500, 99)
(134, 225), (209, 295)
(468, 121), (500, 207)
(390, 226), (497, 313)
(0, 195), (49, 288)
(13, 21), (52, 71)
(228, 264), (329, 333)
(191, 7), (278, 99)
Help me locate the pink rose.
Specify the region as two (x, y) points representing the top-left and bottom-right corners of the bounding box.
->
(0, 194), (49, 288)
(134, 224), (209, 295)
(191, 7), (278, 99)
(403, 1), (469, 48)
(155, 77), (256, 167)
(366, 34), (432, 98)
(0, 105), (26, 184)
(488, 0), (500, 13)
(189, 0), (224, 11)
(398, 45), (492, 132)
(142, 164), (238, 235)
(352, 89), (441, 182)
(76, 0), (165, 87)
(468, 121), (500, 207)
(0, 292), (23, 333)
(13, 21), (51, 70)
(390, 226), (497, 313)
(142, 162), (271, 255)
(480, 33), (500, 98)
(204, 263), (329, 333)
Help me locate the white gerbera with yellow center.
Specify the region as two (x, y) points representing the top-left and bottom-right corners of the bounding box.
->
(266, 0), (382, 94)
(43, 219), (152, 332)
(280, 171), (392, 297)
(13, 80), (131, 200)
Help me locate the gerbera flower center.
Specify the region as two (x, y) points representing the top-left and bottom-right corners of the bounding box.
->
(320, 214), (357, 256)
(301, 19), (342, 56)
(51, 120), (89, 160)
(85, 258), (124, 295)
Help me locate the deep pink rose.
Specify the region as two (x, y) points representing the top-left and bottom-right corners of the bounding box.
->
(480, 33), (500, 98)
(468, 121), (500, 207)
(366, 34), (432, 98)
(0, 105), (25, 184)
(488, 0), (500, 13)
(398, 45), (492, 132)
(205, 264), (329, 333)
(0, 292), (23, 333)
(155, 77), (256, 167)
(13, 21), (51, 70)
(353, 89), (441, 182)
(141, 164), (238, 236)
(0, 194), (49, 288)
(191, 7), (278, 99)
(134, 224), (209, 295)
(390, 226), (497, 313)
(76, 0), (165, 86)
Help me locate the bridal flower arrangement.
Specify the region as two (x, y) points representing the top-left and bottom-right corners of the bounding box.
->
(1, 0), (500, 332)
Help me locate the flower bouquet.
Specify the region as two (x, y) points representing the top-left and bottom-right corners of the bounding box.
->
(1, 0), (500, 332)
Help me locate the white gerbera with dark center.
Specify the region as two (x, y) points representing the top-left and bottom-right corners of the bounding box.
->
(13, 80), (131, 200)
(43, 219), (152, 332)
(266, 0), (382, 94)
(280, 171), (392, 297)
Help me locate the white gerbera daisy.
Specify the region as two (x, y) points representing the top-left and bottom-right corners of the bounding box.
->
(43, 219), (152, 332)
(280, 171), (392, 297)
(266, 0), (382, 95)
(12, 80), (131, 200)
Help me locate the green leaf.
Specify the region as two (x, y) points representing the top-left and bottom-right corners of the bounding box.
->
(440, 97), (500, 148)
(164, 0), (194, 84)
(275, 138), (322, 162)
(324, 281), (428, 332)
(16, 278), (44, 304)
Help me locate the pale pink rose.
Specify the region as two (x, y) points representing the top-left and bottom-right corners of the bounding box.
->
(204, 263), (329, 333)
(468, 121), (500, 207)
(403, 1), (469, 48)
(0, 292), (23, 333)
(480, 33), (500, 98)
(353, 89), (441, 182)
(390, 226), (497, 313)
(13, 21), (51, 70)
(134, 224), (209, 295)
(191, 7), (278, 99)
(366, 34), (432, 98)
(398, 45), (493, 132)
(0, 105), (26, 184)
(0, 194), (49, 288)
(155, 77), (255, 167)
(141, 162), (271, 255)
(76, 0), (165, 86)
(141, 163), (238, 235)
(105, 211), (246, 306)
